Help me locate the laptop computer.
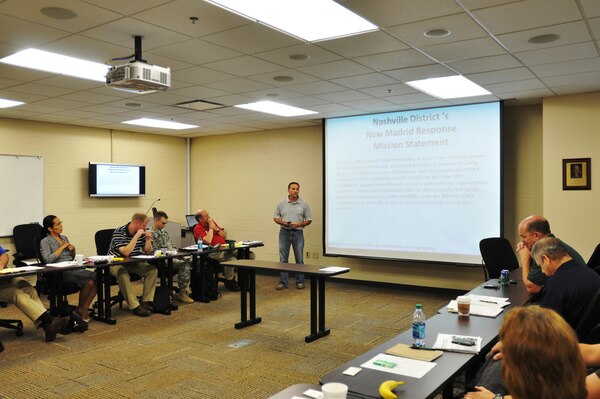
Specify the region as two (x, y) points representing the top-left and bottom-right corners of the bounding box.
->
(185, 214), (197, 229)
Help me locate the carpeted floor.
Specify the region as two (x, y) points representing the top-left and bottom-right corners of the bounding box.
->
(0, 274), (455, 398)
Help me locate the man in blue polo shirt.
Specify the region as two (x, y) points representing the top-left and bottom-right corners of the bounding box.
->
(273, 182), (312, 290)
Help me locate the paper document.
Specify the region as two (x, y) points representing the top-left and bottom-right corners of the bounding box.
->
(241, 240), (263, 245)
(360, 353), (436, 378)
(47, 261), (78, 267)
(0, 265), (44, 274)
(87, 255), (113, 262)
(432, 334), (482, 354)
(182, 245), (208, 251)
(319, 266), (350, 273)
(131, 255), (155, 259)
(467, 294), (510, 307)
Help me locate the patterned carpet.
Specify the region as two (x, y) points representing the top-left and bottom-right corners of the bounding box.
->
(0, 274), (455, 398)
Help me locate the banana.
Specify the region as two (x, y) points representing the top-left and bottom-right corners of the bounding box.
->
(378, 380), (406, 399)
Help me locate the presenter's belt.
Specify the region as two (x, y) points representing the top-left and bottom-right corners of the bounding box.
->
(280, 228), (302, 231)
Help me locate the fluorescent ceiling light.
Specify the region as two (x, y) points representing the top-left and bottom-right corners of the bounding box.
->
(205, 0), (377, 41)
(122, 118), (198, 130)
(406, 75), (491, 99)
(0, 49), (109, 82)
(235, 101), (317, 117)
(0, 98), (25, 108)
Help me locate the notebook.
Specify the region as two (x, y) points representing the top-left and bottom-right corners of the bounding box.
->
(385, 343), (443, 362)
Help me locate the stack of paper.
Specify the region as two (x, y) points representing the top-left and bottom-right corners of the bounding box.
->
(432, 334), (482, 354)
(0, 265), (44, 274)
(446, 294), (510, 318)
(47, 261), (78, 267)
(319, 266), (350, 273)
(385, 343), (443, 361)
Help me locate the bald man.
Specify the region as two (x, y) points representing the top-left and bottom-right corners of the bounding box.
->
(516, 215), (584, 294)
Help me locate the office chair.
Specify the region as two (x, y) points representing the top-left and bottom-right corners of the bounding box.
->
(12, 223), (43, 267)
(94, 228), (141, 309)
(479, 237), (520, 280)
(0, 249), (24, 338)
(587, 243), (600, 274)
(575, 288), (600, 344)
(34, 236), (80, 316)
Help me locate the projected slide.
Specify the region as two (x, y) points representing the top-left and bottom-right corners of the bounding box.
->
(96, 164), (140, 196)
(324, 102), (501, 265)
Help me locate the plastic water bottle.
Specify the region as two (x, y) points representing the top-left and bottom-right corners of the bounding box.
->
(412, 304), (426, 347)
(197, 237), (203, 252)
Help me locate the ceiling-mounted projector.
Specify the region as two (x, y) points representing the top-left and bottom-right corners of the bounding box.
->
(105, 35), (171, 93)
(106, 61), (170, 93)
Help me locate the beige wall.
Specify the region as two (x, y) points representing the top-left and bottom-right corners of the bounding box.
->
(0, 117), (187, 258)
(190, 104), (543, 290)
(544, 92), (600, 259)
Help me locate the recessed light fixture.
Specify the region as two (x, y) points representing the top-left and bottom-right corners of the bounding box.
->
(124, 102), (142, 107)
(0, 98), (25, 109)
(40, 7), (78, 20)
(424, 28), (451, 38)
(266, 93), (279, 97)
(204, 0), (378, 41)
(122, 118), (198, 130)
(235, 100), (317, 117)
(290, 54), (310, 61)
(528, 34), (560, 44)
(273, 75), (294, 82)
(406, 75), (490, 99)
(0, 49), (109, 82)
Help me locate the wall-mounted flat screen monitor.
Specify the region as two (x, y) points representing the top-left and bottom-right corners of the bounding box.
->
(323, 101), (502, 265)
(88, 162), (146, 197)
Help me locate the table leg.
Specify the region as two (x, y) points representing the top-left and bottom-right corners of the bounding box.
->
(305, 275), (330, 343)
(92, 266), (117, 325)
(167, 257), (178, 311)
(235, 268), (261, 329)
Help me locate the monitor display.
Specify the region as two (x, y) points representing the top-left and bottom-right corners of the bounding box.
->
(323, 101), (502, 265)
(88, 162), (146, 197)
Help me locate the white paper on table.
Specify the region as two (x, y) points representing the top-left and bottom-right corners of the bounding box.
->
(182, 245), (208, 250)
(360, 353), (436, 379)
(0, 265), (44, 274)
(319, 266), (350, 273)
(467, 294), (510, 307)
(432, 334), (482, 354)
(302, 389), (323, 399)
(87, 255), (113, 262)
(46, 261), (78, 267)
(446, 300), (504, 318)
(131, 255), (155, 259)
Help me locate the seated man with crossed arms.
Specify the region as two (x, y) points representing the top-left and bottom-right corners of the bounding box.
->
(108, 212), (158, 317)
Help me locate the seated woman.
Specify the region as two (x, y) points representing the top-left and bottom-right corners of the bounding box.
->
(39, 215), (96, 323)
(464, 305), (587, 399)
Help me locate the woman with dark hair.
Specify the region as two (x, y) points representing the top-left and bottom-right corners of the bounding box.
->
(40, 215), (96, 322)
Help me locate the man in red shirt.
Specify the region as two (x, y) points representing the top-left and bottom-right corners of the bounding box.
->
(193, 209), (239, 291)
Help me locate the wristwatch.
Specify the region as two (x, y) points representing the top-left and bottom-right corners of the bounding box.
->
(493, 394), (503, 399)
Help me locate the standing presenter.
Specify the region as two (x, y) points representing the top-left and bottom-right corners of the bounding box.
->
(273, 182), (312, 290)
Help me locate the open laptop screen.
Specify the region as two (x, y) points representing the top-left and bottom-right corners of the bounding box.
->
(185, 214), (197, 229)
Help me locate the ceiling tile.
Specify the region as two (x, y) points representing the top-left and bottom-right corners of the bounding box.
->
(383, 64), (456, 82)
(7, 82), (78, 97)
(354, 49), (434, 71)
(471, 0), (582, 35)
(174, 66), (236, 85)
(150, 38), (242, 65)
(285, 81), (348, 96)
(466, 67), (537, 85)
(298, 59), (375, 80)
(359, 83), (418, 98)
(169, 85), (230, 99)
(201, 23), (302, 54)
(421, 37), (507, 62)
(541, 69), (600, 87)
(71, 0), (168, 16)
(588, 17), (600, 40)
(496, 21), (592, 53)
(317, 30), (409, 58)
(446, 54), (524, 74)
(515, 41), (599, 66)
(316, 90), (373, 102)
(0, 14), (70, 48)
(484, 78), (548, 93)
(331, 73), (399, 89)
(204, 56), (284, 77)
(255, 43), (343, 68)
(580, 0), (600, 18)
(205, 78), (272, 93)
(247, 69), (320, 87)
(530, 58), (600, 77)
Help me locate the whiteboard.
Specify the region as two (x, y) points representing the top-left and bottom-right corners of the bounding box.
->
(0, 154), (44, 237)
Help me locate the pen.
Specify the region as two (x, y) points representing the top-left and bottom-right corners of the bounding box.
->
(411, 345), (436, 351)
(480, 300), (498, 304)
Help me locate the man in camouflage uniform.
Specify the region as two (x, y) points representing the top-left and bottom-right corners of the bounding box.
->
(149, 210), (193, 303)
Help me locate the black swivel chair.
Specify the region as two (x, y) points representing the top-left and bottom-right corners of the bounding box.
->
(12, 223), (43, 267)
(94, 229), (141, 309)
(479, 237), (520, 280)
(575, 288), (600, 344)
(587, 244), (600, 275)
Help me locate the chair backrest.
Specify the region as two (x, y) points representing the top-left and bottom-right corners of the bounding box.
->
(575, 288), (600, 343)
(12, 223), (42, 264)
(95, 228), (115, 255)
(588, 244), (600, 269)
(479, 237), (520, 280)
(164, 221), (182, 249)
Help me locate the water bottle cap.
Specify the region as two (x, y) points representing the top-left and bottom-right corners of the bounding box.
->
(416, 304), (422, 309)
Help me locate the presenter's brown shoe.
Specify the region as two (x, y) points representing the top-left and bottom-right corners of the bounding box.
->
(133, 306), (151, 317)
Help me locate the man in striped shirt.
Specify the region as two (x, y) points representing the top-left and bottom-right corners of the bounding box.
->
(108, 212), (158, 317)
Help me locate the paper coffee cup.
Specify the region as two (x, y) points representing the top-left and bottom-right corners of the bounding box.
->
(322, 382), (348, 399)
(457, 296), (471, 317)
(75, 254), (84, 266)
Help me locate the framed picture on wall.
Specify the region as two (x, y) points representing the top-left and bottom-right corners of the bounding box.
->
(563, 158), (591, 190)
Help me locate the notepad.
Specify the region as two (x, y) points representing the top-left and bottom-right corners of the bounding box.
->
(385, 343), (443, 362)
(432, 334), (482, 354)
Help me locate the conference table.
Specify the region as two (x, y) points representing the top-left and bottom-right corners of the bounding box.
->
(320, 269), (532, 399)
(221, 259), (350, 342)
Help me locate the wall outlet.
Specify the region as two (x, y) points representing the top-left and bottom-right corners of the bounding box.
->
(312, 251), (319, 259)
(305, 251), (310, 259)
